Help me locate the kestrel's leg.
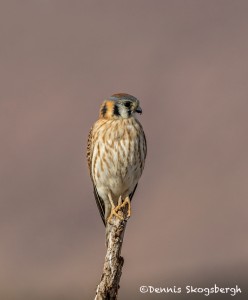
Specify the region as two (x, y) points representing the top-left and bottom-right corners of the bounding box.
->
(107, 193), (124, 223)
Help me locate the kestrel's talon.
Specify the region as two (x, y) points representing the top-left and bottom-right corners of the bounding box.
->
(120, 196), (131, 218)
(107, 195), (132, 223)
(107, 205), (124, 223)
(107, 194), (124, 223)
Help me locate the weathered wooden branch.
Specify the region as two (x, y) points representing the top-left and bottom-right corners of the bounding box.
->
(94, 207), (128, 300)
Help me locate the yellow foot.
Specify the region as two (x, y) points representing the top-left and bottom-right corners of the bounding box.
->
(107, 205), (124, 223)
(107, 196), (131, 223)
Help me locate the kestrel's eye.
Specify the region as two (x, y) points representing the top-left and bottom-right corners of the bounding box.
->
(124, 102), (131, 108)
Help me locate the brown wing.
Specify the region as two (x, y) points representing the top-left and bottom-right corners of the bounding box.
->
(93, 186), (106, 226)
(128, 124), (146, 201)
(86, 127), (93, 173)
(136, 118), (147, 160)
(143, 128), (147, 160)
(87, 127), (106, 226)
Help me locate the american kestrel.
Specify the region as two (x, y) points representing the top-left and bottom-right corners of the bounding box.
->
(87, 93), (147, 237)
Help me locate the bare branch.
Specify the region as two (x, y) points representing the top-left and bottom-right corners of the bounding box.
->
(94, 208), (128, 300)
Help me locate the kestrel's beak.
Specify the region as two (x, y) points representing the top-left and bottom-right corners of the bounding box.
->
(135, 106), (142, 114)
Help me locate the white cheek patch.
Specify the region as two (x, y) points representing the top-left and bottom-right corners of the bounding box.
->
(118, 106), (129, 118)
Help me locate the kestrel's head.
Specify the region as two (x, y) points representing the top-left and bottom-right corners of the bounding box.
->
(99, 93), (142, 119)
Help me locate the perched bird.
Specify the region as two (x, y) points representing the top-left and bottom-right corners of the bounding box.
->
(87, 93), (147, 238)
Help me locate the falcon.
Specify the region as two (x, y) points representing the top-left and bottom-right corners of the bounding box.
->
(87, 93), (147, 238)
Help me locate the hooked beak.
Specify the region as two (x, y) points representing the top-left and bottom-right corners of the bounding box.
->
(135, 106), (142, 114)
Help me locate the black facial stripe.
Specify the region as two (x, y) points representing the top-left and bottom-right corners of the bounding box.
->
(101, 103), (107, 117)
(113, 104), (120, 116)
(127, 109), (131, 117)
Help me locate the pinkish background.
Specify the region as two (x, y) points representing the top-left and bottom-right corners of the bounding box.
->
(0, 1), (247, 299)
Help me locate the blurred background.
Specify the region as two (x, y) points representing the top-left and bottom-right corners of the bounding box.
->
(0, 1), (247, 299)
